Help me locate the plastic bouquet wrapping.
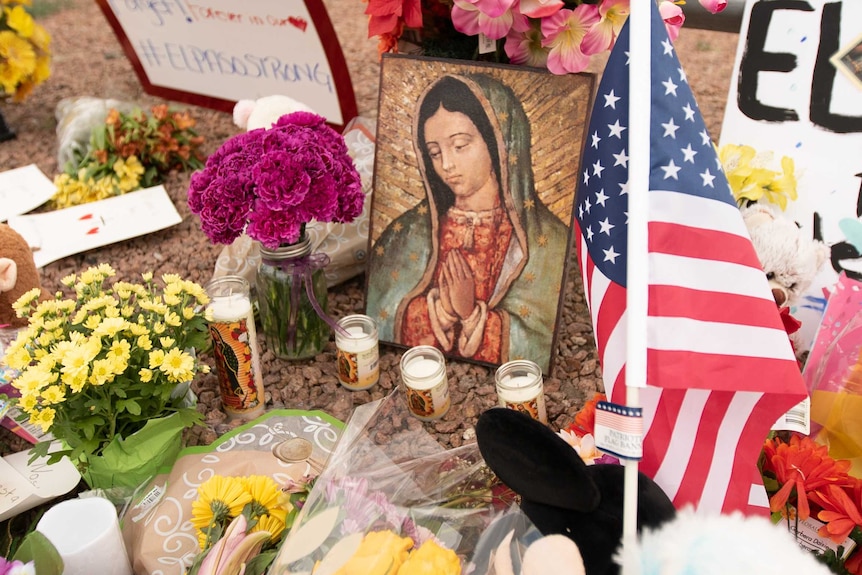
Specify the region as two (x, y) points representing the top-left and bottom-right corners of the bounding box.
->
(268, 391), (515, 574)
(756, 273), (862, 573)
(804, 273), (862, 474)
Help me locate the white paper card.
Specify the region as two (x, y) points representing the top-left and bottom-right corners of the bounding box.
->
(0, 449), (80, 522)
(0, 164), (56, 222)
(594, 401), (644, 460)
(7, 186), (182, 269)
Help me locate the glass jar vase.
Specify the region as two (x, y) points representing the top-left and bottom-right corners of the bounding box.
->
(256, 235), (331, 360)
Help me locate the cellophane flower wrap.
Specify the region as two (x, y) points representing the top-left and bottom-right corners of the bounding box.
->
(268, 391), (516, 574)
(187, 111), (365, 250)
(756, 274), (862, 573)
(3, 265), (211, 483)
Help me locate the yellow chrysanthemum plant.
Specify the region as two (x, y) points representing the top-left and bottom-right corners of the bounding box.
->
(718, 143), (799, 211)
(5, 264), (212, 491)
(0, 0), (51, 102)
(187, 474), (304, 575)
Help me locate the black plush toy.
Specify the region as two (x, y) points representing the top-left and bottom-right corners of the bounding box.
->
(476, 408), (677, 575)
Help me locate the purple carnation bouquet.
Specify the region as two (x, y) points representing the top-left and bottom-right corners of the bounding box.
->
(188, 112), (364, 249)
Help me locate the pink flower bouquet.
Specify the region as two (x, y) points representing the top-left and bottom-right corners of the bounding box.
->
(187, 112), (364, 249)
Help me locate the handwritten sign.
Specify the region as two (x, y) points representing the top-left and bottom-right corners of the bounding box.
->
(94, 0), (357, 129)
(7, 186), (182, 269)
(719, 0), (862, 349)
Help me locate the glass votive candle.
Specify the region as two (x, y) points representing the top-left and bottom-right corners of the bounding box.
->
(400, 345), (451, 421)
(335, 314), (379, 391)
(205, 276), (265, 421)
(495, 359), (547, 423)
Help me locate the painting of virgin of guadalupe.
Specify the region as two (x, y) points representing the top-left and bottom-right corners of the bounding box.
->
(365, 55), (596, 374)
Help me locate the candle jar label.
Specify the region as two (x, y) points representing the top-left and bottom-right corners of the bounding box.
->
(406, 378), (450, 421)
(337, 346), (379, 391)
(501, 394), (547, 424)
(209, 317), (262, 416)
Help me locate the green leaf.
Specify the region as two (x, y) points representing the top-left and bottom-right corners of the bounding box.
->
(13, 531), (64, 575)
(244, 551), (276, 575)
(122, 399), (142, 416)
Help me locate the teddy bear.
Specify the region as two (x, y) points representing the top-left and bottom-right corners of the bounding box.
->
(741, 203), (830, 310)
(0, 224), (47, 328)
(232, 94), (314, 132)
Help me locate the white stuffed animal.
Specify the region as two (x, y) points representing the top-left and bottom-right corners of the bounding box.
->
(615, 507), (833, 575)
(232, 94), (314, 132)
(741, 203), (830, 309)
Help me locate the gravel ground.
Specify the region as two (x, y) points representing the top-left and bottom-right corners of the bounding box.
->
(0, 0), (742, 456)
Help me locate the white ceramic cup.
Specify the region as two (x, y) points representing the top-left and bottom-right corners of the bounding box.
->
(36, 496), (132, 575)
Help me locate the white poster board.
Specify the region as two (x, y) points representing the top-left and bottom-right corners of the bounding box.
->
(7, 186), (182, 269)
(720, 0), (862, 349)
(95, 0), (356, 129)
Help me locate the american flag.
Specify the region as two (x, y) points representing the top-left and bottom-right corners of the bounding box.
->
(575, 3), (808, 514)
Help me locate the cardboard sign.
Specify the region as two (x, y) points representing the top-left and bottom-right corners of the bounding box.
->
(719, 0), (862, 350)
(7, 185), (182, 269)
(0, 164), (56, 222)
(0, 449), (80, 523)
(94, 0), (357, 129)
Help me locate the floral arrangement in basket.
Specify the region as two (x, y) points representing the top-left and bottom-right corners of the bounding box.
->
(0, 0), (51, 102)
(51, 104), (206, 209)
(187, 474), (310, 575)
(365, 0), (726, 74)
(3, 264), (211, 490)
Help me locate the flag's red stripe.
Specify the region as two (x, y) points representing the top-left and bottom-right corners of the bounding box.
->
(723, 393), (800, 514)
(649, 221), (763, 269)
(649, 285), (783, 330)
(671, 392), (734, 509)
(639, 389), (685, 478)
(647, 349), (801, 393)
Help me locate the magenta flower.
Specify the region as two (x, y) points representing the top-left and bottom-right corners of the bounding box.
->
(451, 0), (524, 40)
(658, 0), (684, 42)
(505, 18), (549, 68)
(581, 0), (629, 56)
(699, 0), (727, 14)
(540, 3), (600, 75)
(188, 112), (364, 249)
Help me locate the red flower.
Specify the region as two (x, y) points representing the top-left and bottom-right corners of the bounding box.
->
(845, 549), (862, 575)
(365, 0), (421, 38)
(809, 480), (862, 544)
(566, 392), (606, 437)
(763, 434), (852, 520)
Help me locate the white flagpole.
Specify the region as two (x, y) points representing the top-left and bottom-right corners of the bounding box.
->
(622, 0), (651, 570)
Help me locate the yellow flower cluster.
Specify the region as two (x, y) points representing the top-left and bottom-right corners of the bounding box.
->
(719, 144), (798, 211)
(0, 0), (51, 101)
(51, 156), (145, 209)
(5, 265), (211, 459)
(332, 531), (461, 575)
(191, 474), (293, 551)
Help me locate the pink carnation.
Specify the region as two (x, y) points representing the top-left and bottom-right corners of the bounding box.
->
(188, 112), (364, 249)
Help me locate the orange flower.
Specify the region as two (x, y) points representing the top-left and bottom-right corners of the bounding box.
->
(151, 104), (169, 121)
(763, 434), (852, 520)
(105, 108), (121, 127)
(810, 481), (862, 544)
(566, 392), (606, 437)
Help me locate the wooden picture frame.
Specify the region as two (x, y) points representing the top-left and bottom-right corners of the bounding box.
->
(365, 55), (596, 375)
(831, 31), (862, 91)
